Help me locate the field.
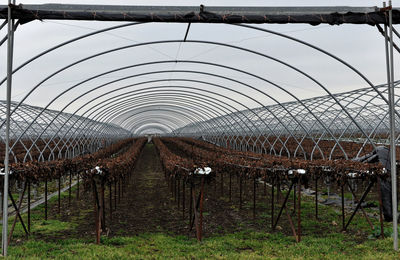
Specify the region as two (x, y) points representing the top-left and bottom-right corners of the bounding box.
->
(1, 140), (399, 259)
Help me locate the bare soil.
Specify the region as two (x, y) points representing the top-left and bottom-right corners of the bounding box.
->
(37, 142), (370, 243)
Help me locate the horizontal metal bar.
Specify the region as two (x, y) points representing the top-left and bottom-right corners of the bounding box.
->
(0, 4), (398, 25)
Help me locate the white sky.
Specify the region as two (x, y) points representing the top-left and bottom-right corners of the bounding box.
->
(0, 0), (399, 128)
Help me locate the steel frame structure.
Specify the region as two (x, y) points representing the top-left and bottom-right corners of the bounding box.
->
(0, 2), (399, 254)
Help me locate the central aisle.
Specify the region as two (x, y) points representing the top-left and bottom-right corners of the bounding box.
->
(110, 143), (186, 236)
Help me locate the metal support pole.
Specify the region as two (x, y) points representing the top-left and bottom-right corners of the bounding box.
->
(45, 179), (48, 220)
(221, 172), (223, 197)
(114, 181), (117, 210)
(315, 177), (318, 219)
(341, 184), (345, 230)
(189, 184), (193, 226)
(2, 0), (15, 256)
(297, 177), (301, 242)
(27, 181), (31, 233)
(76, 173), (80, 200)
(388, 1), (398, 250)
(253, 177), (256, 219)
(271, 177), (275, 229)
(58, 174), (61, 213)
(68, 171), (72, 205)
(378, 178), (385, 238)
(385, 0), (398, 250)
(177, 177), (180, 209)
(229, 173), (232, 201)
(239, 175), (243, 210)
(182, 179), (185, 220)
(109, 182), (112, 221)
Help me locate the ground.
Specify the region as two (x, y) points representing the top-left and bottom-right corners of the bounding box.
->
(2, 143), (400, 259)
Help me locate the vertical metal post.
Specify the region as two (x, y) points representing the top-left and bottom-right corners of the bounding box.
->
(182, 179), (185, 219)
(58, 174), (61, 213)
(109, 182), (112, 221)
(271, 177), (275, 229)
(114, 181), (117, 210)
(221, 172), (223, 197)
(198, 176), (205, 241)
(2, 0), (15, 256)
(101, 182), (105, 230)
(45, 179), (48, 220)
(229, 173), (232, 201)
(341, 184), (345, 230)
(189, 184), (193, 225)
(177, 177), (180, 208)
(377, 178), (385, 238)
(76, 173), (80, 200)
(297, 176), (301, 242)
(253, 177), (256, 219)
(385, 0), (398, 250)
(68, 171), (72, 206)
(315, 177), (318, 219)
(239, 175), (243, 210)
(27, 181), (31, 233)
(293, 184), (296, 214)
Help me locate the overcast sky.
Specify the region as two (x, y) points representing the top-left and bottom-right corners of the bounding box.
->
(0, 0), (399, 130)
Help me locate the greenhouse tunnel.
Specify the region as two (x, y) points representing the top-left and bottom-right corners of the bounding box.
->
(0, 21), (400, 161)
(1, 3), (400, 254)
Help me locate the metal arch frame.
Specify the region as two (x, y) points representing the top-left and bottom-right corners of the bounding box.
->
(129, 118), (192, 135)
(15, 55), (327, 160)
(83, 93), (247, 145)
(111, 94), (235, 130)
(56, 87), (257, 155)
(236, 24), (393, 110)
(113, 97), (241, 141)
(116, 106), (220, 143)
(112, 96), (246, 131)
(2, 24), (396, 158)
(116, 105), (212, 133)
(114, 102), (221, 131)
(0, 101), (130, 162)
(1, 23), (397, 157)
(0, 21), (285, 152)
(39, 79), (284, 159)
(38, 81), (253, 156)
(8, 59), (264, 148)
(128, 116), (188, 132)
(235, 23), (400, 147)
(2, 32), (388, 159)
(135, 124), (170, 135)
(0, 22), (145, 87)
(130, 117), (183, 134)
(88, 85), (259, 145)
(7, 82), (398, 160)
(3, 39), (369, 160)
(0, 102), (41, 162)
(178, 82), (400, 157)
(53, 89), (231, 155)
(26, 62), (286, 159)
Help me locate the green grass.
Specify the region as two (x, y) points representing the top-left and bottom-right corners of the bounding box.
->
(1, 180), (399, 259)
(5, 231), (400, 259)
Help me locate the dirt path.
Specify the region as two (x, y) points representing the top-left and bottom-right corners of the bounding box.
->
(109, 143), (187, 236)
(41, 142), (296, 241)
(103, 142), (262, 238)
(32, 141), (371, 244)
